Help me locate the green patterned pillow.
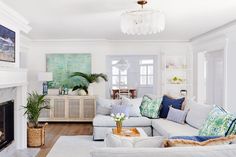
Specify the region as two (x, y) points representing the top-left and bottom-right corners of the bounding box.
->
(140, 95), (162, 119)
(199, 106), (235, 136)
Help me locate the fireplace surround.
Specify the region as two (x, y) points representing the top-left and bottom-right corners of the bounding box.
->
(0, 68), (28, 154)
(0, 100), (14, 151)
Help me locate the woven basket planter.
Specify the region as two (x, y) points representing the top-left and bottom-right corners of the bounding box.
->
(27, 123), (48, 147)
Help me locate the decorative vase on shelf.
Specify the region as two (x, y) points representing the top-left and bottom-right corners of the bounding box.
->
(116, 121), (122, 133)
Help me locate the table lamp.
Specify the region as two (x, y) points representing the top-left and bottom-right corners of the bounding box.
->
(38, 72), (53, 95)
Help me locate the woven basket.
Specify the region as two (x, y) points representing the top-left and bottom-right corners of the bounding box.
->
(27, 123), (48, 147)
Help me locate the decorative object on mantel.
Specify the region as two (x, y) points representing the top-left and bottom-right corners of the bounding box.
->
(0, 24), (15, 62)
(38, 72), (53, 95)
(23, 92), (50, 147)
(70, 72), (108, 95)
(111, 113), (127, 133)
(121, 0), (165, 35)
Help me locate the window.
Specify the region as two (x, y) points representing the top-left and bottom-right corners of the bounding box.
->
(111, 60), (128, 89)
(140, 59), (154, 85)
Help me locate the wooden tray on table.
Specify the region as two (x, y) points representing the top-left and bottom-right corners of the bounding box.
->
(112, 128), (141, 137)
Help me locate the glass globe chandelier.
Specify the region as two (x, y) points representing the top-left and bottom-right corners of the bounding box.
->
(114, 59), (130, 71)
(121, 0), (165, 35)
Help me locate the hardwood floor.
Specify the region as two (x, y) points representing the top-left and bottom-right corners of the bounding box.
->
(36, 122), (93, 157)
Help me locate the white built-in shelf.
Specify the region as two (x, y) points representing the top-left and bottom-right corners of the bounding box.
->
(161, 53), (193, 97)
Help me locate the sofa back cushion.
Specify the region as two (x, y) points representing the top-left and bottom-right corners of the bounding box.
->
(121, 97), (142, 117)
(96, 97), (121, 115)
(159, 95), (185, 118)
(186, 100), (213, 129)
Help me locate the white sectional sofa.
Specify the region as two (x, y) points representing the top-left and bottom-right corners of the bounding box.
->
(92, 97), (236, 157)
(91, 144), (236, 157)
(93, 97), (204, 140)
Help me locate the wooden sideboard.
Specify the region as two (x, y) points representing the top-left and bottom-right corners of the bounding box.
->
(39, 95), (96, 122)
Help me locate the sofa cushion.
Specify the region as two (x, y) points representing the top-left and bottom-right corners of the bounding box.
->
(96, 97), (121, 115)
(167, 107), (189, 124)
(93, 114), (152, 127)
(152, 118), (198, 137)
(140, 95), (162, 119)
(186, 100), (213, 129)
(121, 97), (142, 117)
(105, 134), (164, 148)
(199, 106), (236, 136)
(160, 95), (185, 118)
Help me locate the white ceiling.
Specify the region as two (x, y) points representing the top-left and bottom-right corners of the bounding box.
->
(2, 0), (236, 40)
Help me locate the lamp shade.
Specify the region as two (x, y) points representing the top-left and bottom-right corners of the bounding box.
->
(38, 72), (53, 82)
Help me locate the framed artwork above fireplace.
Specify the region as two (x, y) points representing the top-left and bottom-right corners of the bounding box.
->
(0, 24), (15, 63)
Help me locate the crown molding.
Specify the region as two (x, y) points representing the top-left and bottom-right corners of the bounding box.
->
(30, 38), (189, 43)
(190, 19), (236, 42)
(0, 1), (31, 33)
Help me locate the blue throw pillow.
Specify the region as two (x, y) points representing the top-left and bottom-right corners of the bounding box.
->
(169, 136), (222, 142)
(111, 105), (130, 117)
(159, 95), (185, 118)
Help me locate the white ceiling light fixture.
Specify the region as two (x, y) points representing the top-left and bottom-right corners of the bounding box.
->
(114, 59), (130, 71)
(121, 0), (165, 35)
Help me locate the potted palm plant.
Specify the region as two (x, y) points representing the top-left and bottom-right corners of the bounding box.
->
(71, 72), (108, 95)
(23, 92), (50, 147)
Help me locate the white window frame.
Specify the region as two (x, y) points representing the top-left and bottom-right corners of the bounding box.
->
(139, 59), (154, 86)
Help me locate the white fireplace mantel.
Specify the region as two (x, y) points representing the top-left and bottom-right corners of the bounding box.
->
(0, 68), (28, 150)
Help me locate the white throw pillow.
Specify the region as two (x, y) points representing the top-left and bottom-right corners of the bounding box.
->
(186, 100), (213, 129)
(121, 97), (142, 117)
(96, 97), (121, 115)
(105, 134), (133, 147)
(105, 134), (164, 148)
(133, 136), (164, 148)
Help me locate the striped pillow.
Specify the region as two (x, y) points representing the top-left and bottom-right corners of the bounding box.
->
(167, 106), (189, 124)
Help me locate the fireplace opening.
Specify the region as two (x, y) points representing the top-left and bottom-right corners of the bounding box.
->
(0, 100), (14, 151)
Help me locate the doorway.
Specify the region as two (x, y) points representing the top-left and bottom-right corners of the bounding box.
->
(197, 50), (224, 106)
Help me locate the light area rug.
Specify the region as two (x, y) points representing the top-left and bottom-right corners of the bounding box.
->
(47, 136), (104, 157)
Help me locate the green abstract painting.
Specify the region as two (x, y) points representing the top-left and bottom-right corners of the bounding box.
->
(46, 54), (91, 88)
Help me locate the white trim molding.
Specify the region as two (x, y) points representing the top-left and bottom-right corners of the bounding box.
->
(0, 1), (31, 33)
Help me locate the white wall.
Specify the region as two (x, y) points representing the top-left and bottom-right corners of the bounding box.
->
(24, 40), (191, 97)
(191, 22), (236, 113)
